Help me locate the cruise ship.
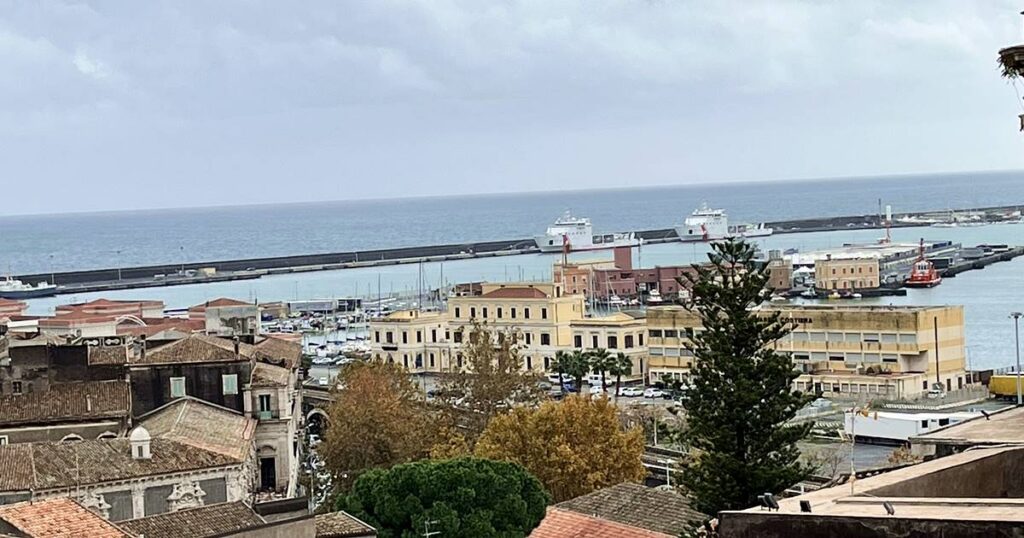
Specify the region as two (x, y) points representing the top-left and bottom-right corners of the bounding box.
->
(534, 212), (640, 253)
(0, 276), (59, 299)
(674, 204), (773, 242)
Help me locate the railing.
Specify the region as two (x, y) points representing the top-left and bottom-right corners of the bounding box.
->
(256, 410), (280, 420)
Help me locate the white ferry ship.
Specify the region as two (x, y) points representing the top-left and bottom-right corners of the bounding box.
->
(0, 276), (58, 299)
(534, 212), (639, 253)
(674, 204), (773, 242)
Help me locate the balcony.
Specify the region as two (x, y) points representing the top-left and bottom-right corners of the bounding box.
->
(256, 410), (280, 420)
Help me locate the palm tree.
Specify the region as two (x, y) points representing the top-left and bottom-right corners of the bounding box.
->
(608, 352), (633, 398)
(565, 349), (590, 391)
(553, 350), (569, 394)
(588, 348), (613, 393)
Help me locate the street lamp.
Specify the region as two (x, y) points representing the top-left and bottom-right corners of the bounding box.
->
(1012, 312), (1023, 406)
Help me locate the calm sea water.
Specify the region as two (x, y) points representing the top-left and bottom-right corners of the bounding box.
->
(3, 170), (1024, 275)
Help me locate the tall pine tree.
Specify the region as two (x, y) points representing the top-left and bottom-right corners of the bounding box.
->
(677, 238), (811, 515)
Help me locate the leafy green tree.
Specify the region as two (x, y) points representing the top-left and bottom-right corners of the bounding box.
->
(337, 457), (549, 538)
(675, 238), (812, 515)
(587, 348), (613, 393)
(608, 352), (633, 396)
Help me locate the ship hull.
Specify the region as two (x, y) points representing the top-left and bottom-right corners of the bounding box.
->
(535, 235), (639, 253)
(0, 287), (58, 299)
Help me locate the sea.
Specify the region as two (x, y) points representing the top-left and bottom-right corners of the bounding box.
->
(3, 169), (1024, 371)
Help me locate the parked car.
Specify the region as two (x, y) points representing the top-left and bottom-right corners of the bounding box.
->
(562, 382), (579, 393)
(547, 373), (563, 384)
(589, 385), (605, 395)
(622, 387), (645, 397)
(643, 388), (664, 399)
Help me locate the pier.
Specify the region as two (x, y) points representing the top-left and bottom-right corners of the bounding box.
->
(11, 204), (1024, 297)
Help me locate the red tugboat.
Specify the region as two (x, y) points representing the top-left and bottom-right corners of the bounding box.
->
(904, 239), (942, 288)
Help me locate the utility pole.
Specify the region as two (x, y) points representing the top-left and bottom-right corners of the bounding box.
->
(1012, 312), (1023, 405)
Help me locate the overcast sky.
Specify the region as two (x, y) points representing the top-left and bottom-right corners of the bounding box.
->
(2, 1), (1023, 215)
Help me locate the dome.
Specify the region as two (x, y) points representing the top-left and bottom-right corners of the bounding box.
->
(129, 426), (151, 442)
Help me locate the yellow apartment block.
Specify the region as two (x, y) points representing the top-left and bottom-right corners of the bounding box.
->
(814, 257), (880, 291)
(646, 304), (967, 399)
(570, 312), (648, 381)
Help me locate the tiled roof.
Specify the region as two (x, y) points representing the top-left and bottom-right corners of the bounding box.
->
(251, 362), (290, 387)
(555, 483), (705, 535)
(253, 336), (302, 369)
(0, 438), (239, 492)
(0, 380), (130, 427)
(0, 399), (253, 493)
(120, 501), (265, 538)
(529, 508), (672, 538)
(138, 334), (254, 365)
(0, 498), (133, 538)
(193, 298), (253, 309)
(480, 287), (549, 299)
(315, 511), (378, 537)
(88, 345), (131, 365)
(139, 398), (256, 461)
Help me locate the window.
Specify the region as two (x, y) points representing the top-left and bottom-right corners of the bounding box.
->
(12, 382), (22, 395)
(0, 436), (7, 445)
(664, 330), (678, 338)
(457, 354), (463, 368)
(592, 335), (599, 348)
(374, 331), (380, 343)
(608, 336), (618, 349)
(222, 374), (238, 395)
(454, 331), (463, 343)
(170, 377), (186, 398)
(258, 394), (272, 412)
(403, 355), (409, 368)
(497, 307), (503, 319)
(524, 308), (531, 319)
(541, 308), (548, 319)
(526, 356), (533, 370)
(938, 418), (950, 426)
(540, 333), (551, 346)
(483, 307), (488, 318)
(386, 331), (394, 344)
(415, 354), (423, 368)
(625, 335), (634, 349)
(429, 353), (435, 368)
(416, 331), (422, 343)
(455, 307), (461, 318)
(402, 332), (408, 344)
(511, 308), (516, 319)
(525, 333), (533, 345)
(471, 307), (476, 318)
(574, 335), (582, 348)
(544, 356), (550, 370)
(638, 334), (644, 347)
(445, 330), (450, 341)
(431, 329), (437, 342)
(649, 329), (662, 338)
(920, 420), (928, 428)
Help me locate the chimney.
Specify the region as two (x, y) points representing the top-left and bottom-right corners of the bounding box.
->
(233, 337), (240, 358)
(129, 426), (151, 460)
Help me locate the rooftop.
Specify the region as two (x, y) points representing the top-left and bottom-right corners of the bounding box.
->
(529, 507), (673, 538)
(0, 399), (253, 493)
(190, 298), (254, 309)
(139, 397), (257, 460)
(727, 446), (1024, 522)
(138, 334), (255, 365)
(119, 501), (265, 538)
(314, 511), (378, 537)
(554, 482), (705, 535)
(480, 287), (549, 299)
(0, 498), (132, 538)
(911, 405), (1024, 447)
(253, 335), (302, 369)
(0, 380), (130, 427)
(251, 362), (291, 387)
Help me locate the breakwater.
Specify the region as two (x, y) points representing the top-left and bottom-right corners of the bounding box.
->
(14, 204), (1024, 295)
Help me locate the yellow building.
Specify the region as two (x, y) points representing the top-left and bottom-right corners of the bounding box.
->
(646, 304), (967, 399)
(570, 312), (648, 380)
(814, 257), (880, 291)
(370, 309), (449, 373)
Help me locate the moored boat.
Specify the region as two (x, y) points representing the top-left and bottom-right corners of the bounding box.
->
(675, 203), (773, 242)
(0, 276), (58, 299)
(534, 211), (639, 253)
(904, 239), (942, 288)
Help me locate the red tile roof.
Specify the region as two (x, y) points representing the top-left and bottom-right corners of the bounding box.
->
(194, 298), (253, 308)
(529, 508), (673, 538)
(481, 287), (549, 299)
(0, 380), (130, 427)
(0, 498), (133, 538)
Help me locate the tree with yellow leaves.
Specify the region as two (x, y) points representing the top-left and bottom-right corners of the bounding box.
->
(475, 395), (645, 502)
(320, 360), (436, 489)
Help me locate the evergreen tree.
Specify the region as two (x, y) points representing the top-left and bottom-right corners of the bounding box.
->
(676, 238), (811, 515)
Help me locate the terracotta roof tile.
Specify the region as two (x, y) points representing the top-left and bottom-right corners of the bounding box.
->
(138, 334), (254, 365)
(0, 380), (130, 427)
(480, 287), (549, 299)
(530, 508), (673, 538)
(0, 498), (133, 538)
(192, 298), (253, 309)
(89, 345), (131, 365)
(555, 483), (705, 535)
(314, 511), (377, 537)
(119, 501), (265, 538)
(253, 335), (302, 369)
(250, 362), (290, 387)
(138, 398), (256, 461)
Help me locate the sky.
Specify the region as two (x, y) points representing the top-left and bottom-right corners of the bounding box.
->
(2, 1), (1024, 216)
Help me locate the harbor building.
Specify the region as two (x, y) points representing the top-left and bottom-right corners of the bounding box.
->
(646, 304), (968, 399)
(0, 298), (27, 319)
(570, 312), (648, 380)
(814, 256), (880, 291)
(553, 246), (696, 302)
